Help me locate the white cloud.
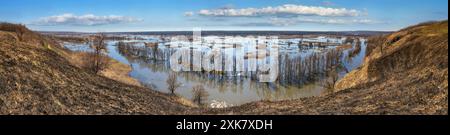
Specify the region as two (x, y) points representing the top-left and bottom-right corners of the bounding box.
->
(34, 13), (142, 26)
(234, 18), (380, 27)
(197, 4), (363, 17)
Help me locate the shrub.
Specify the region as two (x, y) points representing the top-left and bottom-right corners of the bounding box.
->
(192, 84), (209, 106)
(321, 69), (339, 92)
(0, 22), (32, 42)
(85, 33), (110, 74)
(166, 72), (181, 94)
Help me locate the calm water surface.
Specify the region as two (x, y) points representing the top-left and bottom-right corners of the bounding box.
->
(64, 35), (366, 106)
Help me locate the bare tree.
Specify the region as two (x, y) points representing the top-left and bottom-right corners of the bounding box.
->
(166, 72), (181, 95)
(144, 42), (159, 60)
(348, 42), (361, 58)
(192, 84), (209, 106)
(0, 23), (28, 41)
(151, 43), (158, 60)
(85, 33), (109, 74)
(321, 69), (339, 92)
(15, 25), (27, 42)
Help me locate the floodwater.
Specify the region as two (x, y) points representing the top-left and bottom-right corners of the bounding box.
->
(64, 35), (366, 107)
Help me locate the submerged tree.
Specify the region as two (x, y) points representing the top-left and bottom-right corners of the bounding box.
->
(145, 42), (159, 60)
(321, 68), (339, 93)
(84, 33), (109, 74)
(167, 72), (182, 95)
(191, 84), (209, 106)
(348, 41), (362, 59)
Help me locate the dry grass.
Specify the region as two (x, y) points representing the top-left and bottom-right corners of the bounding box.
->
(100, 59), (141, 87)
(63, 50), (141, 87)
(0, 24), (195, 114)
(1, 22), (46, 45)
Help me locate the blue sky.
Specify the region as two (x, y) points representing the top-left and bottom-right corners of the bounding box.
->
(0, 0), (448, 32)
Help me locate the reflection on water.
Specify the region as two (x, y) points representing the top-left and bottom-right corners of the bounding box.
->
(64, 35), (367, 106)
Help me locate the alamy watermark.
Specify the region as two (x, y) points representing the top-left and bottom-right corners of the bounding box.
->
(168, 28), (279, 82)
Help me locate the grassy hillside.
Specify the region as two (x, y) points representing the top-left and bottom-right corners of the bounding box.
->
(336, 21), (448, 90)
(0, 23), (192, 114)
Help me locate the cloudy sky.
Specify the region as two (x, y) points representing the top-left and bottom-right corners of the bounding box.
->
(0, 0), (448, 32)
